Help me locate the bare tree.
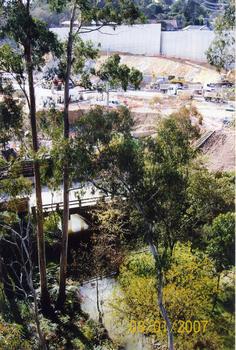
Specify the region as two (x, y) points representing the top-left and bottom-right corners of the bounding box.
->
(0, 211), (47, 350)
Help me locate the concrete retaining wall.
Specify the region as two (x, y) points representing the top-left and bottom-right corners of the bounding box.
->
(52, 24), (161, 55)
(52, 24), (234, 62)
(161, 30), (215, 61)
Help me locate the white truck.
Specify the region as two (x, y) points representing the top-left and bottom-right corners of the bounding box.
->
(165, 85), (194, 99)
(160, 83), (172, 93)
(167, 85), (178, 96)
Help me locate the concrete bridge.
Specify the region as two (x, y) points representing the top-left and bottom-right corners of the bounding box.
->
(30, 182), (105, 212)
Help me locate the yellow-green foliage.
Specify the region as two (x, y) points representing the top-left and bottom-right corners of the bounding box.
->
(0, 317), (32, 349)
(110, 245), (235, 349)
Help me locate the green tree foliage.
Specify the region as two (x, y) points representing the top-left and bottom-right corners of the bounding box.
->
(111, 246), (235, 349)
(47, 0), (143, 309)
(0, 8), (62, 71)
(0, 317), (33, 350)
(0, 0), (62, 313)
(186, 169), (235, 250)
(70, 105), (203, 349)
(206, 212), (235, 313)
(207, 212), (235, 273)
(0, 161), (32, 210)
(0, 97), (24, 149)
(71, 104), (235, 348)
(91, 199), (130, 273)
(93, 53), (143, 92)
(30, 0), (70, 28)
(168, 0), (206, 27)
(206, 0), (235, 71)
(0, 74), (24, 149)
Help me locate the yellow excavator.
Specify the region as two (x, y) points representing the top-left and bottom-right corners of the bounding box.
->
(227, 69), (235, 81)
(214, 70), (235, 86)
(152, 72), (185, 84)
(152, 71), (168, 83)
(169, 76), (186, 84)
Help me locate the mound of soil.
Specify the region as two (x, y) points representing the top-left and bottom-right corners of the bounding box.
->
(200, 130), (235, 173)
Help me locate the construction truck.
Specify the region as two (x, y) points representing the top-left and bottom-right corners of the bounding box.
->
(203, 90), (225, 102)
(166, 85), (193, 99)
(188, 83), (202, 94)
(160, 83), (172, 93)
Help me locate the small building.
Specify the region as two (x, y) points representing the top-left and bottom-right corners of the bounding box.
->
(163, 20), (178, 31)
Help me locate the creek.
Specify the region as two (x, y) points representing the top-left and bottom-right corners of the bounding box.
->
(78, 277), (154, 350)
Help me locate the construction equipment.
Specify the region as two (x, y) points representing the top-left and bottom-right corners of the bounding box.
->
(203, 90), (225, 102)
(215, 72), (234, 86)
(151, 71), (168, 83)
(227, 69), (235, 83)
(169, 76), (186, 84)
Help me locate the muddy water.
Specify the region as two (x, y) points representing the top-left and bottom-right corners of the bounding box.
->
(78, 278), (154, 350)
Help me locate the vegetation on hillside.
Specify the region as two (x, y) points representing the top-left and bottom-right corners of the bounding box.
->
(111, 243), (235, 349)
(29, 0), (226, 28)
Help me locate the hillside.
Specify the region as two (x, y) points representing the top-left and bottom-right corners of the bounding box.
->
(96, 52), (222, 83)
(201, 130), (235, 173)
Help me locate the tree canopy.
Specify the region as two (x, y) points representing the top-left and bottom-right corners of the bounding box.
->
(206, 0), (235, 71)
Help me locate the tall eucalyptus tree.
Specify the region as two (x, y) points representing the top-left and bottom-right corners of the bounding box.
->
(0, 0), (62, 313)
(49, 0), (143, 308)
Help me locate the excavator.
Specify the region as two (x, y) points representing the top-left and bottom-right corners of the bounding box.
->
(214, 70), (235, 86)
(146, 71), (186, 92)
(152, 71), (185, 84)
(227, 69), (235, 83)
(169, 76), (186, 84)
(152, 71), (168, 83)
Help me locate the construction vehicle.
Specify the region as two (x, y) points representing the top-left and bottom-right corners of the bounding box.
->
(160, 83), (172, 93)
(214, 72), (234, 87)
(145, 82), (159, 91)
(226, 69), (235, 84)
(169, 76), (186, 84)
(160, 83), (183, 94)
(167, 85), (178, 96)
(214, 79), (233, 87)
(203, 90), (225, 102)
(166, 84), (194, 99)
(202, 82), (215, 91)
(188, 83), (202, 94)
(151, 71), (169, 84)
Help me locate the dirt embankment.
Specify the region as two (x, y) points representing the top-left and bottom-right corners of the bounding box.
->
(200, 130), (235, 173)
(96, 52), (222, 83)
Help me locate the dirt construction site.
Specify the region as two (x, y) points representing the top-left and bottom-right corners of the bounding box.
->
(68, 53), (235, 173)
(95, 52), (223, 83)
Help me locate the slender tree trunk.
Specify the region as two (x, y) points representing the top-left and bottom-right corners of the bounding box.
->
(32, 287), (47, 350)
(57, 8), (75, 308)
(144, 220), (174, 350)
(212, 273), (220, 312)
(26, 46), (50, 313)
(96, 277), (103, 325)
(157, 271), (174, 350)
